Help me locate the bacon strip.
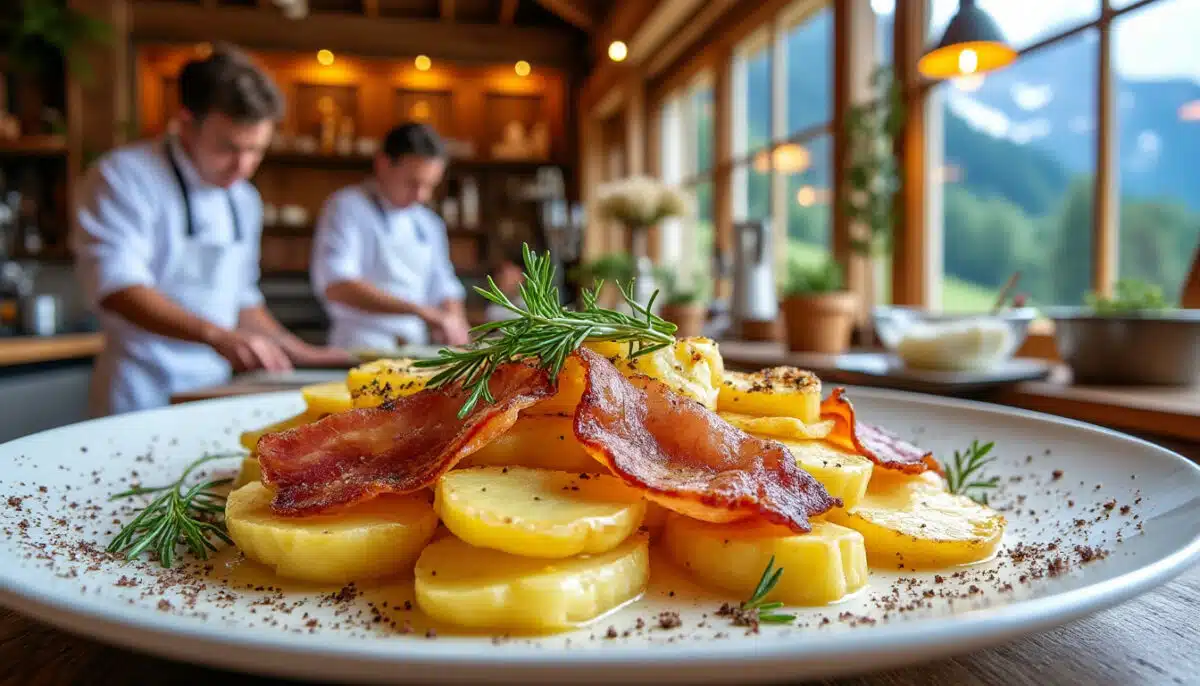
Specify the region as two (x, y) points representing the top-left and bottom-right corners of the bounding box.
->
(572, 348), (837, 533)
(820, 388), (941, 475)
(258, 362), (554, 515)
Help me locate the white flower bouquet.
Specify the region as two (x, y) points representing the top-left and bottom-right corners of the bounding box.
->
(593, 176), (690, 230)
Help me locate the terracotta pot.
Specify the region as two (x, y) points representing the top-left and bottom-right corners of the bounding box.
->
(781, 291), (861, 353)
(661, 303), (706, 338)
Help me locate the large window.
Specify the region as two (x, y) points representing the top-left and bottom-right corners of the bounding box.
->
(927, 0), (1195, 311)
(937, 30), (1098, 310)
(729, 2), (834, 278)
(659, 75), (715, 284)
(1112, 0), (1200, 304)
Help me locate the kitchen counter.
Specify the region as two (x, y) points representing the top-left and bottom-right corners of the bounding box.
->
(0, 333), (104, 368)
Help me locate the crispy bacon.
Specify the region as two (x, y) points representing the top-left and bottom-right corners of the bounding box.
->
(571, 348), (838, 533)
(819, 388), (941, 475)
(258, 362), (554, 515)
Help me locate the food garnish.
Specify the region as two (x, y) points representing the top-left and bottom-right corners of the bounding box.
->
(944, 439), (1000, 504)
(738, 556), (797, 624)
(257, 361), (553, 515)
(820, 388), (941, 474)
(572, 347), (838, 533)
(414, 245), (677, 417)
(107, 452), (241, 568)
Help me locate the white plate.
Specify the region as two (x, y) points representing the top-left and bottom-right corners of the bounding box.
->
(1, 389), (1198, 684)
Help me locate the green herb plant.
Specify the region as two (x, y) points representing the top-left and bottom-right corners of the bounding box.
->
(739, 555), (796, 624)
(943, 440), (1000, 505)
(4, 0), (113, 80)
(654, 267), (710, 307)
(417, 244), (677, 417)
(107, 453), (241, 568)
(783, 257), (845, 297)
(1085, 279), (1169, 315)
(842, 66), (906, 256)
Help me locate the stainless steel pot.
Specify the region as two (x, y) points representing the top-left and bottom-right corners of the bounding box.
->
(1044, 307), (1200, 386)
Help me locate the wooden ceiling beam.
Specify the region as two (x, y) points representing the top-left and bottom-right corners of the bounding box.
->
(499, 0), (519, 25)
(534, 0), (596, 31)
(131, 3), (583, 66)
(440, 0), (455, 22)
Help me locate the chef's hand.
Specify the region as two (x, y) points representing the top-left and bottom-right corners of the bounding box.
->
(286, 343), (356, 368)
(422, 308), (471, 347)
(208, 329), (293, 373)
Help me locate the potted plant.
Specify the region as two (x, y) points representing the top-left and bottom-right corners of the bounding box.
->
(592, 176), (689, 306)
(841, 67), (905, 336)
(1047, 279), (1200, 386)
(570, 253), (634, 309)
(655, 268), (708, 338)
(780, 257), (860, 354)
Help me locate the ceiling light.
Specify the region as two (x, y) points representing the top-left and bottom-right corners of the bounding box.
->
(608, 41), (628, 62)
(918, 0), (1016, 80)
(414, 55), (432, 71)
(317, 49), (334, 66)
(515, 60), (531, 77)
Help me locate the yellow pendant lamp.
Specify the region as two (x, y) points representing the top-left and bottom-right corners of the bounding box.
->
(918, 0), (1017, 80)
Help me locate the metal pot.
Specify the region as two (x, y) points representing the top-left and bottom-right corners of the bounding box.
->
(1044, 307), (1200, 386)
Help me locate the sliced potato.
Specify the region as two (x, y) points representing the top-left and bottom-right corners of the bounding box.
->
(778, 439), (873, 510)
(414, 532), (650, 631)
(231, 456), (262, 490)
(717, 368), (821, 423)
(459, 414), (598, 472)
(346, 358), (434, 408)
(826, 471), (1005, 569)
(528, 338), (725, 415)
(719, 412), (834, 441)
(435, 467), (645, 558)
(663, 515), (867, 606)
(225, 482), (437, 584)
(301, 381), (353, 416)
(640, 500), (670, 539)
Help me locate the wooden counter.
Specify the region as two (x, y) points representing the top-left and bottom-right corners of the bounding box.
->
(0, 333), (104, 368)
(717, 340), (1200, 444)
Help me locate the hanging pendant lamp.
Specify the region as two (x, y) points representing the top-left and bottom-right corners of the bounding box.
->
(918, 0), (1017, 80)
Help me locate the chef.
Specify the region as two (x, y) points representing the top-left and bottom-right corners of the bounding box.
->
(73, 44), (348, 416)
(311, 122), (470, 349)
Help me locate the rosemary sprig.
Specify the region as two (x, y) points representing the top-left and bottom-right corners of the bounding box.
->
(107, 452), (241, 568)
(415, 244), (678, 417)
(741, 555), (796, 624)
(943, 439), (1000, 504)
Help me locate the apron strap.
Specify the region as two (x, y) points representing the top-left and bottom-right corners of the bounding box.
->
(368, 185), (426, 244)
(165, 139), (244, 242)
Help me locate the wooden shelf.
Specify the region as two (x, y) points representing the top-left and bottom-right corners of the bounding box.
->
(0, 135), (68, 158)
(261, 151), (565, 173)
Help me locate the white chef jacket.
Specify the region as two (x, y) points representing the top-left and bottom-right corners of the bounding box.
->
(72, 137), (265, 416)
(311, 181), (465, 349)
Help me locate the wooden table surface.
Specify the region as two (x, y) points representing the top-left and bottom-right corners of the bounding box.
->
(0, 333), (103, 368)
(1, 563), (1196, 685)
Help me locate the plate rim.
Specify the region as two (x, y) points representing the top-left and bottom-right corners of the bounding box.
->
(1, 387), (1198, 682)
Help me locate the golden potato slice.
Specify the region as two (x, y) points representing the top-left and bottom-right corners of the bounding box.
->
(458, 414), (598, 472)
(826, 471), (1005, 569)
(528, 338), (725, 415)
(663, 515), (867, 606)
(346, 358), (434, 408)
(778, 439), (874, 510)
(300, 381), (353, 416)
(231, 456), (262, 490)
(719, 412), (834, 441)
(414, 532), (650, 631)
(434, 467), (645, 558)
(717, 368), (821, 423)
(226, 482), (437, 584)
